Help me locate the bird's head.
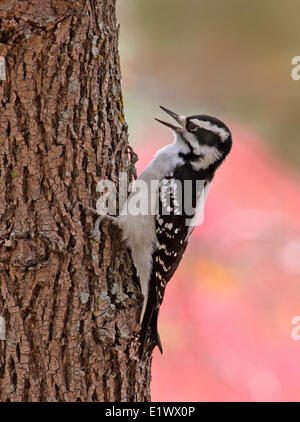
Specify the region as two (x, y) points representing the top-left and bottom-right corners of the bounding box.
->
(156, 106), (232, 170)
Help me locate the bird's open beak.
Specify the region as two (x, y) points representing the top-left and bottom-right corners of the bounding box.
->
(155, 106), (186, 133)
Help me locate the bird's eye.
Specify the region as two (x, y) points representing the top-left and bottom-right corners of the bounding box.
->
(188, 123), (198, 132)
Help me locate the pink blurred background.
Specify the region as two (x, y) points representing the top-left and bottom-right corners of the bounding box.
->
(117, 1), (300, 401)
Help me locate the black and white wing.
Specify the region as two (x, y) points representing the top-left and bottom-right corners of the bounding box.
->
(139, 164), (210, 356)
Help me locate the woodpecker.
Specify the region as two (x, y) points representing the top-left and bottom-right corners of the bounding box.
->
(93, 106), (232, 356)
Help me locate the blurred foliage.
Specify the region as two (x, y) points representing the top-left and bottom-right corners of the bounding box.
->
(118, 0), (300, 168)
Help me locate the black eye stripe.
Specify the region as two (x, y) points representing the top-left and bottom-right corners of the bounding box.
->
(188, 123), (198, 132)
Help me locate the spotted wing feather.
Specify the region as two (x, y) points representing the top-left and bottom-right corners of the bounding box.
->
(139, 164), (208, 356)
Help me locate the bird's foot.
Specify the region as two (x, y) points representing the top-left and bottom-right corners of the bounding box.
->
(87, 207), (118, 241)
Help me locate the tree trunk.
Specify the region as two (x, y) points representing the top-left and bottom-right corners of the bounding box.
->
(0, 0), (151, 402)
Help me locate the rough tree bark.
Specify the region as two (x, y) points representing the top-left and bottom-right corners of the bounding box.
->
(0, 0), (152, 401)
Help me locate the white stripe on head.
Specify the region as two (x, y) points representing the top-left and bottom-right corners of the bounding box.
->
(190, 119), (230, 142)
(180, 132), (223, 169)
(190, 145), (223, 170)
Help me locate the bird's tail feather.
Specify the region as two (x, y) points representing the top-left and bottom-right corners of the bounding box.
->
(139, 306), (162, 357)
